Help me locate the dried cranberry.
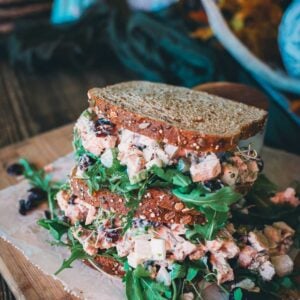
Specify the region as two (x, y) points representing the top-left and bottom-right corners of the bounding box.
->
(204, 179), (223, 191)
(28, 187), (47, 202)
(68, 194), (77, 205)
(44, 210), (51, 219)
(79, 154), (95, 171)
(93, 118), (115, 137)
(19, 199), (27, 215)
(6, 163), (24, 176)
(105, 229), (120, 243)
(60, 215), (69, 223)
(256, 157), (264, 172)
(25, 198), (35, 210)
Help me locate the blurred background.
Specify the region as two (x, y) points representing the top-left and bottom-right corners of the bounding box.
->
(0, 0), (300, 155)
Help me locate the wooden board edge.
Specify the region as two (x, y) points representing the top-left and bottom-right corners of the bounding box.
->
(0, 241), (26, 300)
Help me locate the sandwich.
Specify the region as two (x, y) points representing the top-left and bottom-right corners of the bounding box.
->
(41, 81), (298, 299)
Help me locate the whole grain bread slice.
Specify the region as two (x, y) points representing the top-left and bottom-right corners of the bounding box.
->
(88, 81), (267, 152)
(70, 175), (205, 226)
(84, 255), (124, 277)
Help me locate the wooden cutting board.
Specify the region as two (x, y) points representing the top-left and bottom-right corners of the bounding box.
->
(0, 124), (299, 300)
(0, 124), (76, 300)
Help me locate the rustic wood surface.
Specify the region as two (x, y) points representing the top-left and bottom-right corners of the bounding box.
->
(0, 59), (133, 299)
(0, 59), (135, 148)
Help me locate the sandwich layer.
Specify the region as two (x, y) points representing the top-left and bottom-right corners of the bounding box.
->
(75, 111), (262, 188)
(56, 190), (295, 285)
(69, 176), (205, 226)
(88, 81), (267, 152)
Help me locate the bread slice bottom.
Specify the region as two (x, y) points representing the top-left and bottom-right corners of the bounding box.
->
(83, 255), (124, 277)
(70, 176), (205, 225)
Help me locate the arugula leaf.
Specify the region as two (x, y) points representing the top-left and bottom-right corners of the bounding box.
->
(125, 270), (137, 300)
(134, 265), (151, 278)
(233, 288), (243, 300)
(82, 160), (108, 193)
(150, 166), (191, 187)
(105, 148), (124, 175)
(186, 208), (228, 240)
(186, 266), (199, 281)
(125, 265), (171, 300)
(37, 218), (70, 241)
(19, 158), (51, 191)
(141, 278), (170, 300)
(173, 186), (241, 212)
(55, 243), (91, 275)
(170, 263), (186, 280)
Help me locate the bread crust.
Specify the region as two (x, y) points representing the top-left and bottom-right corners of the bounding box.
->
(83, 255), (124, 277)
(70, 177), (205, 225)
(88, 83), (267, 153)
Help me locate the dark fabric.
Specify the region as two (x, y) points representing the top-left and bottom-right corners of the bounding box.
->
(1, 2), (299, 154)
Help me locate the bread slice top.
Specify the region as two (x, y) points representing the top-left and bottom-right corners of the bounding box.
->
(88, 81), (267, 152)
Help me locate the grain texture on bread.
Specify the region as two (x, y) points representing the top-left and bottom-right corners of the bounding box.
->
(70, 176), (205, 225)
(84, 255), (124, 277)
(88, 81), (267, 152)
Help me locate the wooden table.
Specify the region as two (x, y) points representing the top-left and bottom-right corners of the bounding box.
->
(0, 124), (75, 300)
(0, 60), (135, 148)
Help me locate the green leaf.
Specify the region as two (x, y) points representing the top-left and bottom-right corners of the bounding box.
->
(125, 270), (138, 300)
(124, 265), (171, 300)
(134, 265), (151, 278)
(173, 186), (241, 212)
(141, 278), (169, 300)
(37, 218), (70, 241)
(170, 263), (186, 280)
(233, 288), (243, 300)
(186, 266), (199, 281)
(54, 243), (91, 275)
(105, 148), (124, 175)
(172, 172), (192, 187)
(19, 158), (50, 191)
(150, 166), (191, 187)
(186, 208), (228, 240)
(279, 277), (294, 289)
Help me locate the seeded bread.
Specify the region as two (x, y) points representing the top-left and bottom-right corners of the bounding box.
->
(88, 81), (267, 152)
(84, 255), (124, 277)
(70, 176), (205, 226)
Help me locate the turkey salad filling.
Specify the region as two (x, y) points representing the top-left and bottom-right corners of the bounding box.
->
(56, 189), (296, 287)
(75, 109), (262, 188)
